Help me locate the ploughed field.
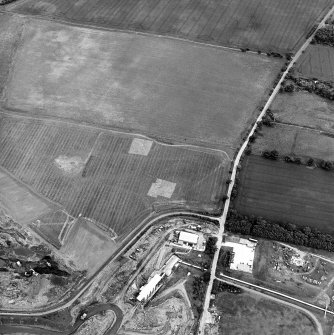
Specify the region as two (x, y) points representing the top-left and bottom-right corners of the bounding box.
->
(0, 116), (227, 239)
(1, 16), (282, 151)
(234, 155), (334, 233)
(295, 44), (334, 81)
(6, 0), (334, 53)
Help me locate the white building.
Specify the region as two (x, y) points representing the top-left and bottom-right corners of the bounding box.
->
(222, 237), (257, 273)
(137, 273), (164, 303)
(178, 231), (199, 248)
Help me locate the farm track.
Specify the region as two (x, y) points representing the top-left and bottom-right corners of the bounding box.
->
(3, 0), (334, 53)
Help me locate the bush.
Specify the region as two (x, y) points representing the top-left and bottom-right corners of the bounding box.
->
(262, 150), (279, 160)
(205, 237), (217, 256)
(307, 158), (314, 166)
(245, 148), (252, 156)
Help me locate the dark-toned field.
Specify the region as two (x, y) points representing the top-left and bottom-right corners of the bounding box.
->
(234, 155), (334, 232)
(0, 115), (228, 239)
(295, 45), (334, 81)
(1, 16), (282, 151)
(272, 92), (334, 133)
(6, 0), (333, 53)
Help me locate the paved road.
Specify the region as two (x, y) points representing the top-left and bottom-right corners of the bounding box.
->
(0, 303), (123, 335)
(197, 4), (334, 334)
(0, 211), (218, 317)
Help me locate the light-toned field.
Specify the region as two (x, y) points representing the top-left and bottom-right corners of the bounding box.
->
(216, 290), (317, 335)
(2, 16), (282, 150)
(252, 123), (334, 161)
(0, 115), (228, 239)
(272, 92), (334, 133)
(296, 45), (334, 81)
(60, 218), (117, 275)
(6, 0), (333, 53)
(0, 168), (52, 224)
(0, 13), (25, 98)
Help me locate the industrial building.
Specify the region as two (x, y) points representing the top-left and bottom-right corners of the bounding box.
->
(222, 236), (257, 273)
(137, 255), (180, 303)
(137, 273), (164, 303)
(178, 231), (199, 248)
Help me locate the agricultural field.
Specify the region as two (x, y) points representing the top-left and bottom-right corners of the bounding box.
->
(234, 155), (334, 232)
(6, 0), (333, 53)
(271, 92), (334, 133)
(59, 218), (117, 276)
(1, 16), (282, 151)
(252, 123), (334, 161)
(295, 45), (334, 81)
(0, 168), (53, 224)
(214, 289), (318, 335)
(0, 115), (227, 239)
(0, 13), (25, 98)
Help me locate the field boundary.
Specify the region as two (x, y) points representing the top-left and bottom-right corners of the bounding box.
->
(0, 109), (231, 158)
(0, 9), (268, 57)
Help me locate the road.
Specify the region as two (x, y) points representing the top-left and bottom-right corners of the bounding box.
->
(1, 2), (334, 333)
(197, 4), (334, 334)
(0, 211), (218, 317)
(218, 274), (334, 316)
(0, 303), (123, 335)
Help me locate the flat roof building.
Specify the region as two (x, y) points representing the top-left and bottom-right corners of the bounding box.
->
(222, 237), (256, 273)
(178, 231), (199, 247)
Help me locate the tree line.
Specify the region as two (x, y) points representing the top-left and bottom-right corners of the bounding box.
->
(226, 209), (334, 252)
(281, 74), (334, 101)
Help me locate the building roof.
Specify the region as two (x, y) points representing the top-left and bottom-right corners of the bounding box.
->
(163, 255), (180, 276)
(137, 273), (164, 302)
(223, 240), (256, 273)
(179, 231), (199, 245)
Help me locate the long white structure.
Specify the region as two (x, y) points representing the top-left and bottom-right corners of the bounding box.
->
(137, 273), (164, 303)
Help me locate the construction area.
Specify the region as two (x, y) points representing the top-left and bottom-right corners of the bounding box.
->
(233, 239), (334, 311)
(0, 211), (84, 309)
(94, 217), (219, 334)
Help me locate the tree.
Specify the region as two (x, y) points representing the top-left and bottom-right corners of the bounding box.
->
(307, 158), (314, 166)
